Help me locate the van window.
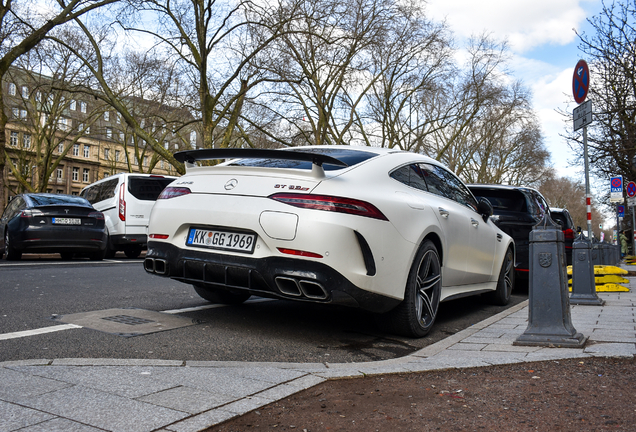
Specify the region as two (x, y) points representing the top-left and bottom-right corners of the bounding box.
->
(99, 178), (118, 202)
(81, 184), (100, 204)
(128, 177), (174, 201)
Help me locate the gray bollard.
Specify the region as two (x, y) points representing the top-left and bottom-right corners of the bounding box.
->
(570, 235), (605, 306)
(514, 214), (587, 348)
(591, 243), (601, 266)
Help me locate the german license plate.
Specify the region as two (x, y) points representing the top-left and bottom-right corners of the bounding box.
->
(186, 228), (256, 253)
(52, 217), (81, 225)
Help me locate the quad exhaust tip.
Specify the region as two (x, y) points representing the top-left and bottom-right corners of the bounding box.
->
(144, 258), (167, 275)
(275, 276), (328, 300)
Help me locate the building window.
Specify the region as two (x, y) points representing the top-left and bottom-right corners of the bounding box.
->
(11, 108), (18, 118)
(106, 128), (112, 139)
(21, 86), (28, 98)
(57, 167), (63, 179)
(134, 155), (138, 165)
(83, 168), (89, 183)
(190, 130), (197, 149)
(80, 101), (87, 113)
(58, 117), (69, 131)
(10, 131), (18, 146)
(104, 111), (110, 121)
(116, 113), (121, 124)
(104, 148), (110, 159)
(115, 150), (120, 161)
(70, 100), (76, 110)
(119, 132), (124, 141)
(164, 141), (169, 149)
(104, 172), (109, 178)
(8, 83), (16, 96)
(72, 167), (79, 181)
(23, 134), (31, 148)
(83, 145), (90, 158)
(73, 143), (80, 156)
(58, 142), (64, 153)
(57, 189), (63, 194)
(143, 156), (148, 166)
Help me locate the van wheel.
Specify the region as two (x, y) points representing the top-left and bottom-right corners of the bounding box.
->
(5, 231), (22, 260)
(60, 252), (74, 260)
(193, 284), (251, 304)
(124, 246), (142, 259)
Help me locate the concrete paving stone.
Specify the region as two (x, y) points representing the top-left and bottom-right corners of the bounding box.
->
(0, 359), (52, 367)
(311, 369), (365, 379)
(151, 368), (276, 398)
(17, 417), (104, 432)
(0, 400), (55, 432)
(220, 395), (273, 414)
(51, 358), (184, 367)
(253, 383), (309, 402)
(523, 348), (589, 362)
(285, 374), (326, 389)
(401, 358), (491, 371)
(486, 323), (520, 329)
(584, 342), (636, 357)
(432, 349), (527, 363)
(19, 385), (189, 432)
(481, 344), (542, 353)
(227, 366), (307, 384)
(8, 366), (177, 399)
(350, 365), (411, 377)
(447, 343), (488, 351)
(588, 335), (636, 343)
(460, 335), (520, 345)
(136, 385), (235, 414)
(0, 368), (71, 403)
(165, 409), (237, 432)
(589, 328), (636, 337)
(468, 328), (508, 337)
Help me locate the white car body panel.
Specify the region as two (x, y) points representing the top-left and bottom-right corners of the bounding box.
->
(145, 145), (513, 317)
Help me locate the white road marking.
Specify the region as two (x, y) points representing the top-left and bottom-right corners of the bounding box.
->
(0, 324), (83, 341)
(0, 298), (275, 340)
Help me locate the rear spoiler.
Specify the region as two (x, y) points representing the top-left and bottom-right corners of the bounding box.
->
(174, 148), (348, 179)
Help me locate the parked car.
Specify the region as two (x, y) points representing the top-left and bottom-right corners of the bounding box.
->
(549, 207), (577, 265)
(143, 146), (515, 337)
(81, 173), (177, 258)
(468, 184), (552, 280)
(0, 193), (107, 261)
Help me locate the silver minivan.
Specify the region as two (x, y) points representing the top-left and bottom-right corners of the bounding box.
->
(81, 173), (177, 258)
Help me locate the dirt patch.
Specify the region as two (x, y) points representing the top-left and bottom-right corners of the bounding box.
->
(207, 357), (636, 431)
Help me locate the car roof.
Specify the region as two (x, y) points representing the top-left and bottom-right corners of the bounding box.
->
(467, 184), (542, 193)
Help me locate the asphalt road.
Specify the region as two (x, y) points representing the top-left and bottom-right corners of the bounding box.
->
(0, 254), (527, 364)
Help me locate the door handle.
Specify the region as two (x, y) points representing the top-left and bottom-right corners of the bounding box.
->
(438, 207), (449, 218)
(471, 218), (479, 227)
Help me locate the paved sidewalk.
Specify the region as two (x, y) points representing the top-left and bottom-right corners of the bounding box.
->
(2, 283), (635, 431)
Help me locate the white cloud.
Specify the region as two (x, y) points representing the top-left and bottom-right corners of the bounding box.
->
(425, 0), (588, 53)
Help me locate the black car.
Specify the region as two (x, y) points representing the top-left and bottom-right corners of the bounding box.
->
(549, 207), (577, 265)
(468, 184), (552, 279)
(0, 193), (107, 260)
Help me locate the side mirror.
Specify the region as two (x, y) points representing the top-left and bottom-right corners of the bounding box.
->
(477, 198), (493, 222)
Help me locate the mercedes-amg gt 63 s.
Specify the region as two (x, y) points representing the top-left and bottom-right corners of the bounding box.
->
(144, 146), (515, 337)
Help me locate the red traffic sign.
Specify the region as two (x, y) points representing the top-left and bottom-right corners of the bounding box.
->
(627, 181), (636, 197)
(572, 60), (589, 104)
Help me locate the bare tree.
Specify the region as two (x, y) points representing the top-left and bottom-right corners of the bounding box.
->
(569, 0), (636, 184)
(0, 0), (119, 206)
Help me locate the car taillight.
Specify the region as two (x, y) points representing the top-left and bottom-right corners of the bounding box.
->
(158, 187), (192, 199)
(20, 209), (43, 218)
(88, 211), (104, 220)
(564, 228), (575, 240)
(118, 183), (126, 221)
(277, 248), (323, 258)
(270, 193), (388, 221)
(149, 234), (169, 239)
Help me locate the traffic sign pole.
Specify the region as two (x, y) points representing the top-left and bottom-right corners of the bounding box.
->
(584, 125), (592, 238)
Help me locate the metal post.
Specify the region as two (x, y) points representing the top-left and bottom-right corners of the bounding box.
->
(632, 205), (635, 255)
(584, 124), (592, 239)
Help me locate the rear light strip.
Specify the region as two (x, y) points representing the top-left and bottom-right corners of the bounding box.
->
(277, 248), (323, 258)
(158, 187), (191, 199)
(270, 193), (388, 221)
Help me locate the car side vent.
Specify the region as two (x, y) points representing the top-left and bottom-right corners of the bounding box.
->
(354, 231), (376, 276)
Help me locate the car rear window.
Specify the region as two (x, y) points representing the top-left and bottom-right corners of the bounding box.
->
(551, 212), (572, 229)
(470, 189), (528, 212)
(28, 195), (91, 207)
(229, 148), (378, 171)
(128, 177), (175, 201)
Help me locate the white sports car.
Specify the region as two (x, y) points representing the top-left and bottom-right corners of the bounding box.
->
(144, 146), (514, 337)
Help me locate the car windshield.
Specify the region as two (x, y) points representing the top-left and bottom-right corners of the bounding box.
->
(228, 147), (378, 171)
(27, 195), (91, 207)
(128, 177), (175, 201)
(470, 189), (528, 212)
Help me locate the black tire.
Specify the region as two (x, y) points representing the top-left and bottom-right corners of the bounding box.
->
(104, 240), (116, 259)
(124, 245), (142, 259)
(4, 230), (22, 261)
(60, 252), (74, 260)
(89, 248), (107, 261)
(193, 284), (251, 305)
(379, 240), (442, 338)
(485, 246), (514, 306)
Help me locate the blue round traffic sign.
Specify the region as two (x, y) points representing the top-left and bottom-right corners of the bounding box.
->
(627, 181), (636, 197)
(611, 177), (622, 188)
(573, 60), (589, 104)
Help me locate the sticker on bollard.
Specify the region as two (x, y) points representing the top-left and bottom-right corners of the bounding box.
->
(514, 215), (588, 348)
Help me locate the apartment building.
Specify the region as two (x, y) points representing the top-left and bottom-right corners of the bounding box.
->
(2, 69), (196, 207)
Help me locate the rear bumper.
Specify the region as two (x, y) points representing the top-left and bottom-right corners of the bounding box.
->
(13, 228), (107, 253)
(144, 241), (400, 313)
(110, 234), (147, 247)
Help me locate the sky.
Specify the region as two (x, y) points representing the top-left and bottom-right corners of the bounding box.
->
(425, 0), (604, 181)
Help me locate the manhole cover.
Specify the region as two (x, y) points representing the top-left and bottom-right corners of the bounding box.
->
(53, 308), (196, 337)
(101, 315), (156, 325)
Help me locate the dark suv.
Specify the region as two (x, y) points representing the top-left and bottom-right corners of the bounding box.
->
(549, 208), (577, 265)
(468, 185), (553, 280)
